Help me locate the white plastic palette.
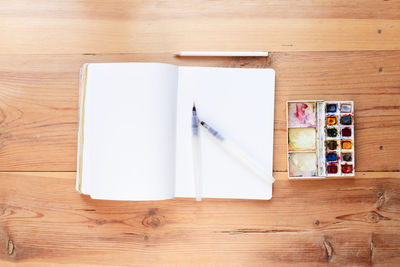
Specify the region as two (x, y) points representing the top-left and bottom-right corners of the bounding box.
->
(287, 100), (355, 179)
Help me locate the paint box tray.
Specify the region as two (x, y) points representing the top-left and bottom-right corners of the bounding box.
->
(287, 100), (355, 179)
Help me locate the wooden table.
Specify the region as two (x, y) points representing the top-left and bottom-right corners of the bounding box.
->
(1, 1), (400, 266)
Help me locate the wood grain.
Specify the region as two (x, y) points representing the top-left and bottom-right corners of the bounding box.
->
(1, 0), (400, 53)
(1, 1), (400, 265)
(0, 171), (399, 266)
(0, 52), (399, 171)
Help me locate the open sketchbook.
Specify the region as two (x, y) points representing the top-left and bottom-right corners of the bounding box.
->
(76, 63), (275, 200)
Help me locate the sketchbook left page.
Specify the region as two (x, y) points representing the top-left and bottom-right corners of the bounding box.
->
(76, 63), (178, 200)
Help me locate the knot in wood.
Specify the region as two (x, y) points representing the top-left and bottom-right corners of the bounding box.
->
(8, 239), (15, 256)
(142, 212), (164, 228)
(323, 239), (333, 260)
(368, 212), (379, 223)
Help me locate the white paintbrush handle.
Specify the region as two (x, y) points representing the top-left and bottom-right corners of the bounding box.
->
(199, 123), (274, 185)
(175, 51), (269, 57)
(192, 137), (202, 201)
(221, 139), (274, 185)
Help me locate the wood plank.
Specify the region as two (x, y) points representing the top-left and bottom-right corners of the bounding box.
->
(1, 171), (399, 181)
(2, 0), (400, 20)
(0, 52), (399, 171)
(1, 18), (398, 54)
(0, 172), (399, 265)
(1, 0), (400, 54)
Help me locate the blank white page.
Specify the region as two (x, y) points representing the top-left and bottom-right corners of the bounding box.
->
(175, 67), (275, 200)
(80, 63), (178, 200)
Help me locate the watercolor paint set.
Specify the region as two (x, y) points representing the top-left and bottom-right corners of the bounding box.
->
(287, 101), (355, 179)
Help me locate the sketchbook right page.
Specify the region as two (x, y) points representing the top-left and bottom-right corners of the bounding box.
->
(175, 66), (275, 200)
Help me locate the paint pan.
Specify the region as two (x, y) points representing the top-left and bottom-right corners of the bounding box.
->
(341, 140), (353, 150)
(326, 115), (338, 126)
(326, 127), (338, 138)
(341, 127), (352, 137)
(341, 164), (353, 174)
(341, 153), (352, 162)
(326, 152), (338, 162)
(327, 164), (338, 174)
(340, 115), (352, 125)
(340, 103), (352, 113)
